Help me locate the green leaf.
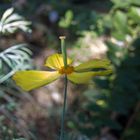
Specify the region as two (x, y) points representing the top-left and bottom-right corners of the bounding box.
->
(59, 10), (73, 28)
(113, 11), (128, 33)
(111, 0), (131, 8)
(129, 7), (140, 23)
(131, 0), (140, 5)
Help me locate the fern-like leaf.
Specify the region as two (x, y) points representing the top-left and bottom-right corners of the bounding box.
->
(0, 7), (31, 34)
(0, 44), (32, 83)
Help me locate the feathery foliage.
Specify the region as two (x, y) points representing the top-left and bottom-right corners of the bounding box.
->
(0, 7), (33, 140)
(0, 44), (32, 83)
(0, 7), (31, 34)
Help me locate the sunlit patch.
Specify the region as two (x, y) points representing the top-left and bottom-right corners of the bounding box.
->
(96, 100), (107, 108)
(59, 66), (74, 75)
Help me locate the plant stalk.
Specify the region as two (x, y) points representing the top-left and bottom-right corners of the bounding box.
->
(59, 36), (68, 140)
(60, 75), (68, 140)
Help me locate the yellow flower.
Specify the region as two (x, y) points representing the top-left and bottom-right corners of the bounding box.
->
(13, 53), (112, 91)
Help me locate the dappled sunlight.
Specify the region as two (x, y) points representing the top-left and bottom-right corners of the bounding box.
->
(0, 0), (140, 140)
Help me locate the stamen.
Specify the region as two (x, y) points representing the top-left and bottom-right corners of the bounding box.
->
(59, 66), (74, 75)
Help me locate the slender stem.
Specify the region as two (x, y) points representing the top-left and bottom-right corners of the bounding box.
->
(60, 75), (68, 140)
(59, 36), (68, 140)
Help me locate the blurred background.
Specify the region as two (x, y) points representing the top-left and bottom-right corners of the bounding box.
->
(0, 0), (140, 140)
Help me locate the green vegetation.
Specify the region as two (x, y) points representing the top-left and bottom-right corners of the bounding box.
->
(0, 0), (140, 139)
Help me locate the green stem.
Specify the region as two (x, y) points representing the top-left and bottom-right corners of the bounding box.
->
(60, 75), (68, 140)
(59, 36), (68, 140)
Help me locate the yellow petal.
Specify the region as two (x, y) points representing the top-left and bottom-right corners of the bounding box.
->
(67, 72), (94, 84)
(68, 69), (112, 84)
(74, 59), (111, 72)
(44, 53), (72, 70)
(13, 70), (60, 91)
(91, 69), (113, 76)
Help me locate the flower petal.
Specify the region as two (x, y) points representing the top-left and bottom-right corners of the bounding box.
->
(13, 70), (60, 91)
(44, 53), (72, 69)
(68, 72), (94, 84)
(74, 59), (111, 72)
(68, 69), (112, 84)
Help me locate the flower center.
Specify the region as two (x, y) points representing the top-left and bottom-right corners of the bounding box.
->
(59, 66), (74, 75)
